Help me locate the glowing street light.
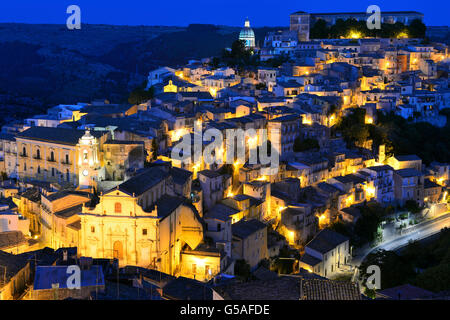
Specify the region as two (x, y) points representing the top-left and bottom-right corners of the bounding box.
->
(348, 30), (362, 39)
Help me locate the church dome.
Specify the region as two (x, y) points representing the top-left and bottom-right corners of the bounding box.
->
(239, 18), (255, 48)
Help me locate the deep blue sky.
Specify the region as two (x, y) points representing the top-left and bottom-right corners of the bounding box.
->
(0, 1), (448, 27)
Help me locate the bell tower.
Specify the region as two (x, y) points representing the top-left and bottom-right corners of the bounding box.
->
(77, 129), (100, 189)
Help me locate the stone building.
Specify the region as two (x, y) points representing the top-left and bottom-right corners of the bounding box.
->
(78, 167), (204, 276)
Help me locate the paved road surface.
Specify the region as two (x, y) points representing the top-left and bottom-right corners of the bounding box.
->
(352, 212), (450, 266)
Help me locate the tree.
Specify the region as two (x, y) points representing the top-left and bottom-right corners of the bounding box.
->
(128, 85), (154, 105)
(234, 259), (251, 281)
(359, 249), (416, 290)
(408, 19), (426, 38)
(353, 203), (388, 246)
(336, 108), (370, 147)
(255, 82), (267, 90)
(310, 19), (329, 39)
(151, 138), (158, 160)
(405, 200), (421, 214)
(293, 137), (320, 152)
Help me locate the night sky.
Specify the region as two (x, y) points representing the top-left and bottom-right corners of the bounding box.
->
(0, 0), (448, 27)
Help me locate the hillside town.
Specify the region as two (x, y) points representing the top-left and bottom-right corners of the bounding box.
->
(0, 9), (449, 301)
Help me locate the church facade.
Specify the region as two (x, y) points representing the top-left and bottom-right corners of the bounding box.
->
(78, 167), (204, 275)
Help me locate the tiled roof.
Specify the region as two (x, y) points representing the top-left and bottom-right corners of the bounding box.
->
(232, 219), (266, 240)
(16, 127), (104, 146)
(395, 155), (421, 161)
(395, 168), (422, 178)
(0, 250), (29, 284)
(299, 253), (322, 267)
(378, 284), (433, 300)
(0, 231), (27, 249)
(306, 229), (349, 254)
(153, 195), (186, 219)
(117, 167), (169, 197)
(215, 276), (300, 300)
(205, 204), (238, 221)
(300, 279), (361, 300)
(162, 276), (213, 300)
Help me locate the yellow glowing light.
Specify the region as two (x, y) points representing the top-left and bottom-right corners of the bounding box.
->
(172, 129), (189, 141)
(365, 116), (374, 124)
(256, 175), (268, 182)
(193, 257), (205, 267)
(302, 117), (312, 125)
(277, 206), (286, 217)
(343, 96), (350, 105)
(304, 266), (313, 273)
(192, 163), (200, 174)
(365, 185), (376, 198)
(424, 197), (429, 202)
(288, 230), (295, 243)
(345, 195), (354, 206)
(348, 31), (362, 39)
(397, 32), (408, 39)
(305, 71), (309, 75)
(176, 71), (184, 79)
(209, 88), (217, 97)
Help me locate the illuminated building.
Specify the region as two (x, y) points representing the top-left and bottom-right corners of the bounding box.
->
(78, 167), (204, 274)
(239, 18), (255, 48)
(299, 229), (350, 278)
(15, 127), (108, 189)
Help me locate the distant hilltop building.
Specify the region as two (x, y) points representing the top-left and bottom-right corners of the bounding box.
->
(239, 18), (256, 48)
(290, 11), (424, 41)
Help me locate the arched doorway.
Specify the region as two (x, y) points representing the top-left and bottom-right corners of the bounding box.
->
(113, 241), (123, 260)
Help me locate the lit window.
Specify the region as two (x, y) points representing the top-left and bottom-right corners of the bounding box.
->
(114, 202), (122, 213)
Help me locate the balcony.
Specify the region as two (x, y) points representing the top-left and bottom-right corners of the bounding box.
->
(47, 158), (56, 163)
(19, 153), (28, 158)
(33, 156), (42, 161)
(61, 161), (72, 166)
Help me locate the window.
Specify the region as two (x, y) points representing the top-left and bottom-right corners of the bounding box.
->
(217, 223), (221, 232)
(114, 202), (122, 213)
(192, 264), (197, 274)
(142, 229), (147, 236)
(37, 166), (41, 174)
(51, 168), (55, 177)
(65, 154), (69, 164)
(50, 151), (55, 162)
(36, 149), (40, 159)
(91, 226), (95, 233)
